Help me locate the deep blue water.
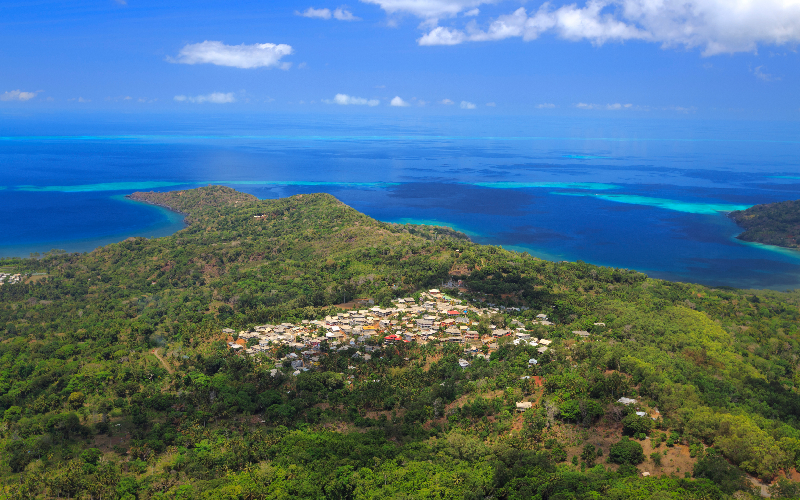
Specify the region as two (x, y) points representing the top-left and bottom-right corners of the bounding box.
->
(1, 113), (799, 290)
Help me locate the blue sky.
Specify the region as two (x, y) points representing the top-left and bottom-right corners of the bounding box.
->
(2, 0), (800, 118)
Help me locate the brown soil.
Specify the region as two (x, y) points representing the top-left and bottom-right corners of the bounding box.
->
(152, 349), (174, 375)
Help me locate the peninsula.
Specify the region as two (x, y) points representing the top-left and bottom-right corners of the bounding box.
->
(729, 199), (800, 249)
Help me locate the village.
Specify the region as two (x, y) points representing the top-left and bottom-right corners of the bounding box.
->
(0, 273), (22, 286)
(225, 289), (556, 376)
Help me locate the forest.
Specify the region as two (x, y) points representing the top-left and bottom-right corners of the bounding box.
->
(730, 199), (800, 249)
(0, 185), (798, 499)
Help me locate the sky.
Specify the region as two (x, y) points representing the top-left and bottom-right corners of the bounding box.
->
(2, 0), (800, 119)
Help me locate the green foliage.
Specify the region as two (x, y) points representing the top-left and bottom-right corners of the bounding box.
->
(693, 451), (748, 494)
(622, 412), (653, 436)
(730, 199), (800, 249)
(609, 437), (645, 465)
(0, 187), (797, 496)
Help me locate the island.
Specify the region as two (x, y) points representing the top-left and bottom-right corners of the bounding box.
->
(0, 186), (797, 498)
(729, 199), (800, 249)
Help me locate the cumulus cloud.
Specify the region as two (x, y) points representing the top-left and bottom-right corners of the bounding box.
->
(411, 0), (800, 56)
(754, 66), (780, 82)
(334, 7), (360, 20)
(297, 6), (361, 20)
(324, 93), (380, 106)
(174, 92), (236, 104)
(537, 103), (556, 108)
(0, 90), (37, 101)
(171, 41), (293, 69)
(298, 7), (332, 18)
(460, 100), (476, 109)
(390, 96), (411, 106)
(362, 0), (495, 20)
(440, 98), (455, 105)
(576, 102), (633, 110)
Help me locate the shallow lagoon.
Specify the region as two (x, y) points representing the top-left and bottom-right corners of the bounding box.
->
(1, 113), (799, 290)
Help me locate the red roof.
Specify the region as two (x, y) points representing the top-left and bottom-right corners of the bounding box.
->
(448, 310), (460, 315)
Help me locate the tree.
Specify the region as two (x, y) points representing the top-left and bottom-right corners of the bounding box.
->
(622, 413), (653, 436)
(68, 391), (85, 410)
(609, 438), (645, 465)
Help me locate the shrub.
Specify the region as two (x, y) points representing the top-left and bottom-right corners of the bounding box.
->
(609, 437), (645, 465)
(693, 451), (747, 495)
(650, 451), (663, 466)
(622, 413), (653, 436)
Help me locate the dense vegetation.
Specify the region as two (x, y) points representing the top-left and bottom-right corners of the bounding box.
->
(0, 186), (798, 499)
(730, 199), (800, 249)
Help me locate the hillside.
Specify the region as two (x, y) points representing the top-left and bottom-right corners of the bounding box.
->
(0, 186), (798, 499)
(729, 199), (800, 249)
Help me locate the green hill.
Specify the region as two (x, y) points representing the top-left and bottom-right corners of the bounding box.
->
(729, 199), (800, 249)
(0, 186), (798, 499)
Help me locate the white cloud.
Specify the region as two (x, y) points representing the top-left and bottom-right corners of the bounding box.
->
(440, 98), (454, 105)
(576, 102), (633, 110)
(324, 93), (380, 106)
(464, 8), (480, 16)
(390, 96), (411, 106)
(754, 66), (780, 82)
(362, 0), (496, 20)
(174, 92), (236, 104)
(460, 100), (476, 109)
(412, 0), (800, 56)
(298, 6), (361, 20)
(171, 41), (292, 69)
(334, 7), (361, 20)
(419, 26), (467, 45)
(298, 7), (332, 19)
(1, 90), (37, 101)
(537, 103), (556, 108)
(485, 102), (496, 106)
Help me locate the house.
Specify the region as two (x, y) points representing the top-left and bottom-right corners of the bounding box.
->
(516, 402), (533, 412)
(573, 330), (591, 338)
(464, 330), (479, 340)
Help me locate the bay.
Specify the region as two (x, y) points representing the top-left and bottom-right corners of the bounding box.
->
(1, 112), (799, 290)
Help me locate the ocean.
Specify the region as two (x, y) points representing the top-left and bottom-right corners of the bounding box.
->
(1, 112), (799, 290)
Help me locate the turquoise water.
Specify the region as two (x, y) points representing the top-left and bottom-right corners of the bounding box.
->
(1, 113), (799, 290)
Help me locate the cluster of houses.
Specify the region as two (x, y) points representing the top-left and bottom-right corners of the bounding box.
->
(0, 273), (22, 286)
(225, 289), (559, 375)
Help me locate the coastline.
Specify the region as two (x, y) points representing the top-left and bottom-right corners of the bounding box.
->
(0, 195), (186, 258)
(125, 192), (190, 221)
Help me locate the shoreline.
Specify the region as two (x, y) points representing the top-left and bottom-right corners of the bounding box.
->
(0, 195), (187, 258)
(125, 192), (190, 221)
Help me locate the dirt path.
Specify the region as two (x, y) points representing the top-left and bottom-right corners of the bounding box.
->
(152, 349), (174, 374)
